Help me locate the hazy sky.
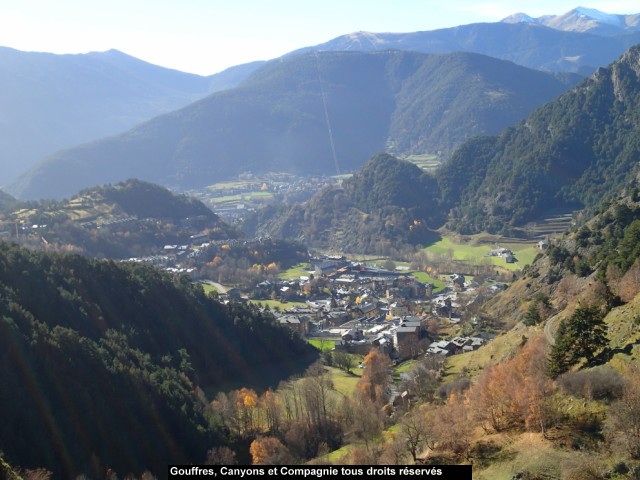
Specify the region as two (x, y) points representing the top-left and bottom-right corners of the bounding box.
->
(0, 1), (638, 75)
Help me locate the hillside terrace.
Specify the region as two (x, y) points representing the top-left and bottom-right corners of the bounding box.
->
(185, 173), (344, 222)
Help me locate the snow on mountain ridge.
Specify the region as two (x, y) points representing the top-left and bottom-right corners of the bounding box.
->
(573, 7), (623, 26)
(501, 6), (638, 35)
(501, 13), (539, 24)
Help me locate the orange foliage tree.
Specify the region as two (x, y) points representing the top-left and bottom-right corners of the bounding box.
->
(472, 335), (555, 433)
(356, 348), (392, 406)
(249, 436), (291, 465)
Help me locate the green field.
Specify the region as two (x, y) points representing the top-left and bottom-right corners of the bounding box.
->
(424, 236), (539, 271)
(207, 191), (274, 204)
(279, 262), (312, 279)
(307, 338), (336, 351)
(410, 271), (446, 291)
(326, 366), (362, 396)
(200, 283), (220, 295)
(251, 299), (308, 310)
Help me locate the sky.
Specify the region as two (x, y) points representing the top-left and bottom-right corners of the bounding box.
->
(0, 1), (638, 76)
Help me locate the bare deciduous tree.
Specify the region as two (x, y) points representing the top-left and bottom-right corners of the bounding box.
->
(206, 446), (237, 465)
(604, 366), (640, 458)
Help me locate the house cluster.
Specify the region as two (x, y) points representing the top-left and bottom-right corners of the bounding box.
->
(331, 315), (430, 360)
(255, 256), (484, 359)
(125, 251), (199, 278)
(426, 336), (486, 356)
(487, 247), (515, 263)
(187, 173), (341, 222)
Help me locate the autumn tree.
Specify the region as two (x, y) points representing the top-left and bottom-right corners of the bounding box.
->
(274, 362), (344, 458)
(618, 258), (640, 302)
(250, 436), (292, 465)
(259, 389), (282, 434)
(357, 348), (392, 406)
(604, 366), (640, 458)
(400, 362), (438, 402)
(473, 362), (520, 432)
(206, 446), (237, 465)
(237, 387), (260, 436)
(341, 395), (384, 445)
(381, 432), (410, 465)
(473, 335), (555, 433)
(301, 363), (337, 431)
(515, 335), (556, 433)
(426, 317), (439, 337)
(212, 388), (260, 437)
(431, 394), (474, 460)
(397, 407), (436, 463)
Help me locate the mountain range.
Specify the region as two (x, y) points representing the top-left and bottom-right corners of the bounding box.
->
(0, 47), (262, 185)
(247, 44), (640, 246)
(502, 7), (640, 36)
(7, 50), (580, 200)
(292, 8), (640, 74)
(2, 6), (639, 204)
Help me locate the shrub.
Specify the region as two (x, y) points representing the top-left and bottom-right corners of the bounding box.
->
(435, 376), (471, 401)
(558, 366), (625, 401)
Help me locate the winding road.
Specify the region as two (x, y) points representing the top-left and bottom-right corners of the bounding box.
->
(544, 314), (559, 345)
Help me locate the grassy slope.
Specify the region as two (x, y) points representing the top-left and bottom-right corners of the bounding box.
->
(446, 283), (640, 477)
(410, 271), (446, 291)
(307, 338), (336, 351)
(326, 366), (362, 397)
(252, 299), (308, 309)
(603, 293), (640, 371)
(201, 283), (221, 295)
(278, 262), (312, 279)
(424, 236), (539, 272)
(444, 323), (540, 380)
(474, 433), (582, 479)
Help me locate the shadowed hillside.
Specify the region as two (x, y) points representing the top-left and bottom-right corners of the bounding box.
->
(0, 243), (317, 477)
(9, 50), (579, 200)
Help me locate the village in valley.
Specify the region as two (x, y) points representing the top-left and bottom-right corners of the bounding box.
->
(102, 215), (516, 366)
(213, 254), (509, 364)
(1, 178), (535, 369)
(108, 216), (530, 366)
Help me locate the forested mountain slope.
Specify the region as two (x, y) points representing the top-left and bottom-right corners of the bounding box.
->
(244, 153), (442, 254)
(0, 244), (316, 477)
(438, 44), (640, 234)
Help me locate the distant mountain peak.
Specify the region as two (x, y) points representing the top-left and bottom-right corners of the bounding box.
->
(501, 12), (539, 24)
(501, 6), (639, 35)
(572, 6), (622, 25)
(342, 31), (390, 49)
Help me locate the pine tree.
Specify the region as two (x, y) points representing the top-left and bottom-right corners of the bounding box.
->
(547, 305), (608, 378)
(523, 302), (541, 326)
(547, 320), (572, 378)
(565, 304), (608, 364)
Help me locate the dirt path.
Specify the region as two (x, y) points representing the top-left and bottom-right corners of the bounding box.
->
(544, 315), (559, 345)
